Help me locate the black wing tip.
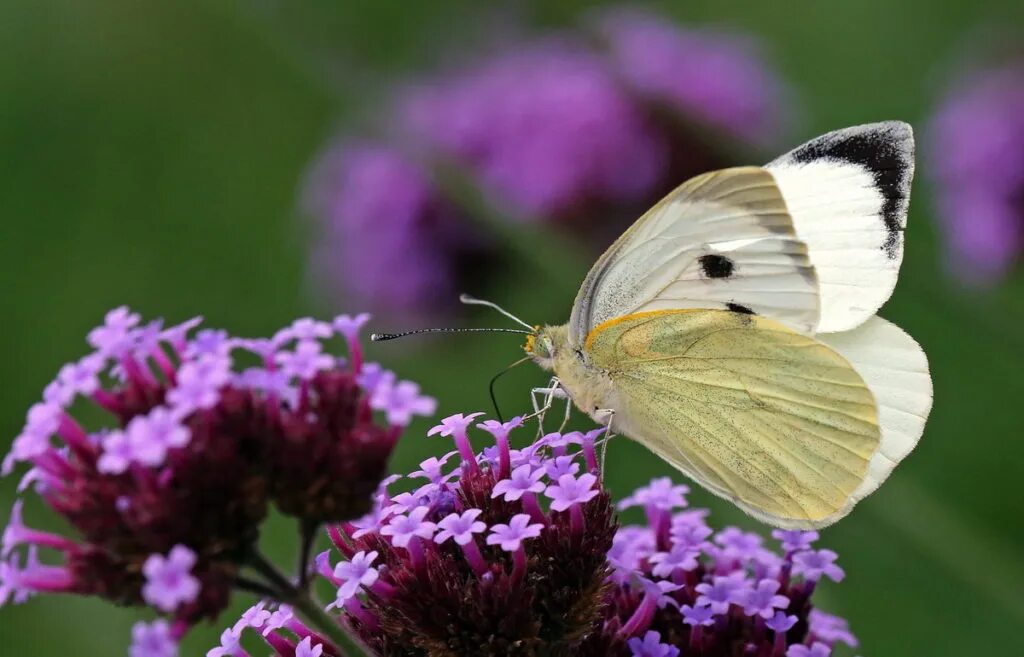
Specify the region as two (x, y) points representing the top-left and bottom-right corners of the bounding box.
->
(780, 121), (915, 260)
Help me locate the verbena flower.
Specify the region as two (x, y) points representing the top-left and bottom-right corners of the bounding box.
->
(928, 61), (1024, 285)
(590, 7), (792, 146)
(247, 413), (859, 656)
(303, 9), (795, 319)
(0, 307), (434, 653)
(400, 40), (667, 220)
(302, 142), (487, 319)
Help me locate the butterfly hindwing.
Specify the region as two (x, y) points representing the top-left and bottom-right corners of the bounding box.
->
(582, 310), (881, 528)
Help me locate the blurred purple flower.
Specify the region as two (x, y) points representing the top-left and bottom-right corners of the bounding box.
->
(401, 40), (667, 219)
(303, 9), (796, 320)
(303, 142), (483, 318)
(929, 63), (1024, 284)
(592, 8), (792, 145)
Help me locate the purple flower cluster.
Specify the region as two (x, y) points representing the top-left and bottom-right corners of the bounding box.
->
(245, 414), (858, 656)
(0, 307), (434, 654)
(929, 62), (1024, 285)
(579, 483), (856, 656)
(303, 7), (793, 318)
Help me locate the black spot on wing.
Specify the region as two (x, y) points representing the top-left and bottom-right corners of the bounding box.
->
(699, 254), (735, 279)
(726, 302), (755, 315)
(789, 123), (913, 259)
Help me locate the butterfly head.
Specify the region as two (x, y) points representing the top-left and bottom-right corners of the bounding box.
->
(524, 325), (568, 371)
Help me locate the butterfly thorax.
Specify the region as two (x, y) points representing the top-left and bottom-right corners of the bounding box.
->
(525, 324), (617, 426)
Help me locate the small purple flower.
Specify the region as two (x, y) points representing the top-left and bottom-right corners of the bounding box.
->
(492, 464), (546, 502)
(234, 601), (272, 632)
(206, 627), (242, 657)
(260, 604), (294, 637)
(695, 574), (749, 614)
(809, 609), (859, 647)
(773, 529), (819, 553)
(275, 340), (335, 381)
(334, 550), (380, 602)
(53, 354), (104, 405)
(141, 545), (201, 612)
(97, 430), (133, 474)
(543, 455), (581, 480)
(380, 507), (437, 548)
(408, 452), (457, 484)
(681, 603), (716, 627)
(649, 544), (700, 577)
(627, 630), (681, 657)
(295, 636), (325, 657)
(617, 476), (689, 511)
(166, 355), (230, 412)
(333, 313), (371, 344)
(793, 549), (845, 583)
(88, 306), (141, 357)
(742, 579), (790, 619)
(486, 514), (544, 552)
(435, 509), (487, 546)
(715, 526), (764, 562)
(767, 610), (799, 633)
(544, 472), (599, 512)
(125, 407), (191, 468)
(787, 643), (832, 657)
(187, 329), (234, 358)
(369, 375), (437, 426)
(129, 619), (178, 657)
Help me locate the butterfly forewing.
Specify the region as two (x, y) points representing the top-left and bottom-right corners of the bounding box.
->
(568, 167), (820, 346)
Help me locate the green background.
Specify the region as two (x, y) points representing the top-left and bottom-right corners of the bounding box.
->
(2, 1), (1022, 655)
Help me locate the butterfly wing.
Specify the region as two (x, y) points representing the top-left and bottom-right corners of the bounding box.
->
(567, 123), (915, 343)
(567, 167), (820, 346)
(766, 122), (915, 333)
(584, 310), (883, 528)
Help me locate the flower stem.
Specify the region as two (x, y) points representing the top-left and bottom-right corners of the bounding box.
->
(248, 550), (374, 657)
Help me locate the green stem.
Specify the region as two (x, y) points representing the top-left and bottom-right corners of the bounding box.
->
(248, 550), (374, 657)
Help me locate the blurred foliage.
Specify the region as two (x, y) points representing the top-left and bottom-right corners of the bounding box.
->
(1, 0), (1023, 655)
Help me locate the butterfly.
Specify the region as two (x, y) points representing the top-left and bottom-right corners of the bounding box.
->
(522, 122), (933, 529)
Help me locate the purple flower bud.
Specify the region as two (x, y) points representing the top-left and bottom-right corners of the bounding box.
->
(773, 529), (819, 553)
(142, 545), (201, 612)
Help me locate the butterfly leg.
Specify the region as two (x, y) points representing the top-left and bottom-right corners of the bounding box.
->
(592, 408), (616, 473)
(526, 378), (565, 436)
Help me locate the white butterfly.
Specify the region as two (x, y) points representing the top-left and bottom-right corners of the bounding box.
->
(524, 122), (933, 529)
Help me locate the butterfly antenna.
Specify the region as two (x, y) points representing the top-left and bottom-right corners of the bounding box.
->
(488, 356), (530, 422)
(459, 294), (535, 331)
(370, 327), (533, 342)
